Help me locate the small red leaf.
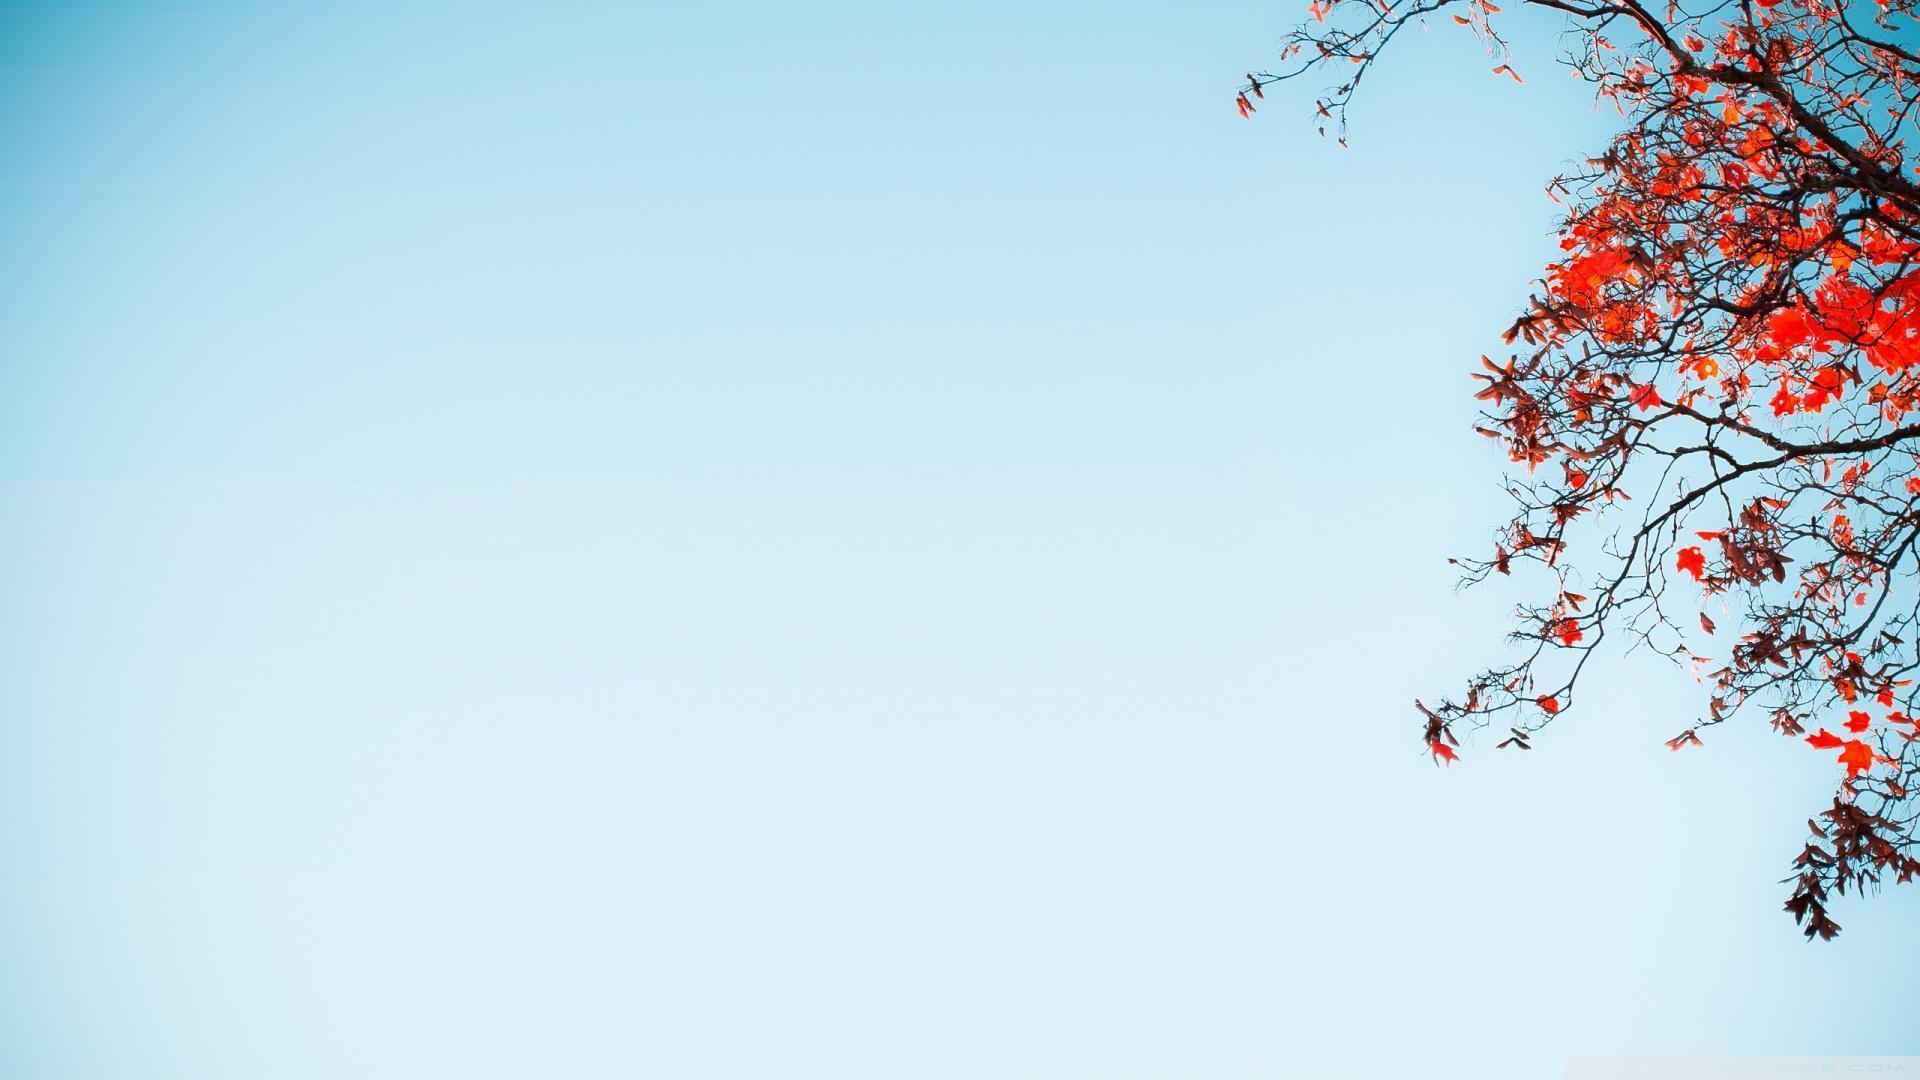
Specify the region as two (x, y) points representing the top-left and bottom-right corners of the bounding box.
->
(1838, 740), (1874, 777)
(1676, 546), (1706, 580)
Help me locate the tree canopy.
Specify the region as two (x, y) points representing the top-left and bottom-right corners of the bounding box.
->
(1247, 0), (1920, 938)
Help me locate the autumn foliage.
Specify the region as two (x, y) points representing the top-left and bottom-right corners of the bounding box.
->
(1247, 0), (1920, 938)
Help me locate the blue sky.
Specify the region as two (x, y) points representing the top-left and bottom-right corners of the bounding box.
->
(2, 1), (1916, 1077)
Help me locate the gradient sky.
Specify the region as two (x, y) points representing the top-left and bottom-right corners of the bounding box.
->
(2, 2), (1916, 1077)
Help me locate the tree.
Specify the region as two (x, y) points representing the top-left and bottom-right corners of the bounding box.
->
(1244, 0), (1920, 938)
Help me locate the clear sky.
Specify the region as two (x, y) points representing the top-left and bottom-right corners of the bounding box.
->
(1, 1), (1915, 1077)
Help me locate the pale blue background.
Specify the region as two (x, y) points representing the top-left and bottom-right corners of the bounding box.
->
(1, 2), (1914, 1077)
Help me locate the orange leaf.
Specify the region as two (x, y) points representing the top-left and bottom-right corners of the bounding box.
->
(1838, 740), (1874, 777)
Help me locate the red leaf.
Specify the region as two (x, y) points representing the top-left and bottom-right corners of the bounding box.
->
(1666, 729), (1703, 751)
(1429, 739), (1458, 765)
(1844, 711), (1872, 734)
(1805, 729), (1844, 749)
(1838, 740), (1874, 777)
(1537, 695), (1560, 714)
(1675, 546), (1706, 580)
